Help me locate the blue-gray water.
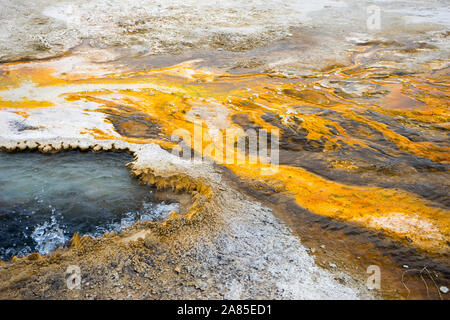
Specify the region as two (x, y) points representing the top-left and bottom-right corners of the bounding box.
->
(0, 151), (178, 260)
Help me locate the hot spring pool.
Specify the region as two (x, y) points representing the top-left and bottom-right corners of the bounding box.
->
(0, 151), (178, 260)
